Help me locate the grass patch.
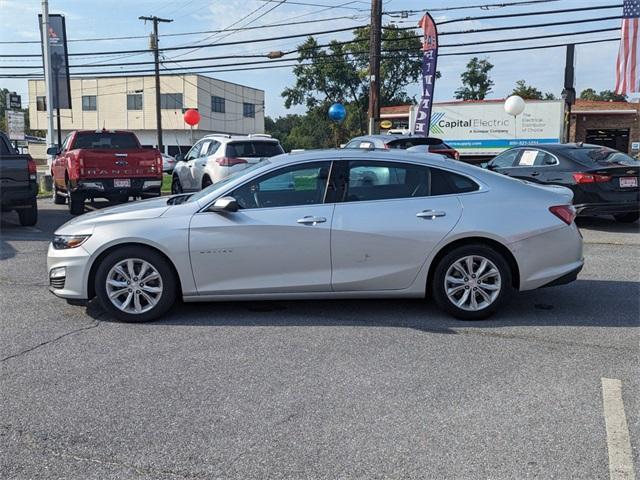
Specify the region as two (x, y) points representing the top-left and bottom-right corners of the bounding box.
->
(162, 174), (172, 193)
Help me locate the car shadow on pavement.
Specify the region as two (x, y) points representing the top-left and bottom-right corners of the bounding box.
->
(86, 279), (640, 334)
(576, 216), (639, 234)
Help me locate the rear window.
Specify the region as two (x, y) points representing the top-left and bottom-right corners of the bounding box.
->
(564, 147), (638, 166)
(0, 135), (15, 155)
(430, 168), (479, 195)
(226, 141), (284, 158)
(73, 132), (139, 150)
(388, 138), (444, 149)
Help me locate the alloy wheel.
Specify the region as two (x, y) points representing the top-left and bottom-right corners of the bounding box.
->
(444, 255), (501, 312)
(105, 258), (163, 314)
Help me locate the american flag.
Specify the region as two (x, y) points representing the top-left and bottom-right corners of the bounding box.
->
(615, 0), (640, 95)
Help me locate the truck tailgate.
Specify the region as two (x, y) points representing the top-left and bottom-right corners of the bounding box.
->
(79, 149), (161, 178)
(1, 154), (30, 184)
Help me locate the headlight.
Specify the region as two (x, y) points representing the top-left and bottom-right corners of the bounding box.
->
(52, 234), (91, 250)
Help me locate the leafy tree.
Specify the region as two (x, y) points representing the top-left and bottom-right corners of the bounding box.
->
(511, 80), (556, 100)
(579, 88), (627, 102)
(454, 57), (494, 100)
(282, 25), (423, 135)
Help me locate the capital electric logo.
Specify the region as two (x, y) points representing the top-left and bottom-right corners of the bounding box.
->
(429, 112), (445, 134)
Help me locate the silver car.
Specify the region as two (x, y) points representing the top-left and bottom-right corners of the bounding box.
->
(47, 149), (583, 323)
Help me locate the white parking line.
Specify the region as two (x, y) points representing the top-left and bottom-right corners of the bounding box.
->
(601, 378), (636, 480)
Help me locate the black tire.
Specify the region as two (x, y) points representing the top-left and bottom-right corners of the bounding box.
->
(17, 199), (38, 226)
(68, 190), (84, 215)
(115, 194), (129, 204)
(202, 175), (212, 189)
(94, 246), (177, 323)
(614, 212), (639, 223)
(431, 244), (513, 321)
(52, 185), (66, 205)
(171, 175), (183, 194)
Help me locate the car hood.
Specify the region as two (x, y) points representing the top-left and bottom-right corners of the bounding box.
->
(57, 196), (172, 233)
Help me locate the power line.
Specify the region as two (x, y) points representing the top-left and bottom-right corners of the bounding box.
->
(384, 0), (561, 15)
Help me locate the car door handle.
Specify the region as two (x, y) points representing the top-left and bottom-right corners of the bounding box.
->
(297, 216), (327, 225)
(531, 171), (540, 177)
(416, 210), (446, 219)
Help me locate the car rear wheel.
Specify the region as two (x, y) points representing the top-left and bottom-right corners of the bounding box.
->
(95, 247), (177, 323)
(171, 175), (183, 194)
(613, 212), (639, 223)
(17, 199), (38, 226)
(67, 181), (84, 215)
(432, 245), (512, 320)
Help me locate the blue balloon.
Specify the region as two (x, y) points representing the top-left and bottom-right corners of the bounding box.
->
(328, 103), (346, 122)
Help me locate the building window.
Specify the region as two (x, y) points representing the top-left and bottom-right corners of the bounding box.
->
(36, 96), (46, 111)
(243, 102), (255, 118)
(82, 95), (97, 111)
(160, 93), (183, 110)
(127, 93), (143, 110)
(211, 95), (225, 113)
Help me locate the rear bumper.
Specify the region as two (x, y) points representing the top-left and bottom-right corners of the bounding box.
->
(510, 222), (584, 291)
(1, 182), (37, 208)
(73, 178), (162, 197)
(576, 202), (639, 216)
(538, 264), (583, 288)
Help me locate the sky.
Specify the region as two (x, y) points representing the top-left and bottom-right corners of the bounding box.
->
(0, 0), (633, 119)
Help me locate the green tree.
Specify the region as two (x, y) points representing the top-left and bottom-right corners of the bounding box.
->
(579, 88), (627, 102)
(511, 80), (556, 100)
(454, 57), (494, 100)
(282, 25), (423, 137)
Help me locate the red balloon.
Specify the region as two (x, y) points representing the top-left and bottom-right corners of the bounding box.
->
(183, 109), (201, 126)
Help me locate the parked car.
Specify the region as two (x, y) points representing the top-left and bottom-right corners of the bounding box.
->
(0, 131), (38, 226)
(486, 143), (639, 223)
(162, 153), (177, 173)
(171, 133), (284, 193)
(344, 134), (460, 159)
(49, 129), (163, 215)
(48, 149), (583, 323)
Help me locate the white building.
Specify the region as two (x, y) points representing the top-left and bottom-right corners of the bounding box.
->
(28, 74), (265, 156)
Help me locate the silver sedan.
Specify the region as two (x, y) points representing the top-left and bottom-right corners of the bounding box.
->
(47, 149), (583, 322)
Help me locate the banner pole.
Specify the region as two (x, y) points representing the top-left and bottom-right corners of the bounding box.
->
(41, 0), (55, 155)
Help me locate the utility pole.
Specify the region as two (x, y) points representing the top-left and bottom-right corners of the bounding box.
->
(368, 0), (382, 135)
(561, 44), (576, 143)
(139, 15), (173, 154)
(41, 0), (55, 154)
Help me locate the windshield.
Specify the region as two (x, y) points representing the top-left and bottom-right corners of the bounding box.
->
(564, 147), (638, 166)
(186, 159), (272, 203)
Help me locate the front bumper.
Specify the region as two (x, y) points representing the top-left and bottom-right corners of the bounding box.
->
(47, 242), (92, 299)
(73, 178), (162, 198)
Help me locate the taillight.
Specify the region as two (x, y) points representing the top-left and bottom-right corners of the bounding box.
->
(216, 157), (247, 167)
(572, 172), (611, 184)
(549, 205), (576, 225)
(156, 155), (162, 169)
(27, 158), (37, 181)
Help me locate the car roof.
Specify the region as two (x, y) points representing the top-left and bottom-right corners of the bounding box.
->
(201, 134), (279, 142)
(351, 134), (444, 143)
(511, 143), (612, 152)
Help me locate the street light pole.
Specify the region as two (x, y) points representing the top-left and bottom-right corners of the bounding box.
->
(368, 0), (382, 135)
(139, 15), (173, 154)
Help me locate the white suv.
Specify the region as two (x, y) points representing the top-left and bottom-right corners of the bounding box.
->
(171, 134), (284, 193)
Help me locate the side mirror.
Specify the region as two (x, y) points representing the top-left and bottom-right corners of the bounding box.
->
(47, 146), (60, 156)
(175, 154), (184, 162)
(210, 196), (238, 213)
(486, 163), (497, 171)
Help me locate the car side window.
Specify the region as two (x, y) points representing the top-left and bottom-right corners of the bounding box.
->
(429, 168), (479, 196)
(185, 142), (202, 161)
(206, 141), (220, 156)
(342, 161), (430, 202)
(61, 134), (72, 152)
(198, 140), (212, 158)
(491, 149), (520, 168)
(517, 149), (556, 167)
(230, 161), (332, 209)
(344, 140), (362, 149)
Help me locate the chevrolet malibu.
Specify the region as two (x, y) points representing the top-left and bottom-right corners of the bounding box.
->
(47, 149), (583, 323)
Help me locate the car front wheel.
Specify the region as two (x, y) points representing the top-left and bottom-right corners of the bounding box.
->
(432, 245), (512, 320)
(95, 247), (177, 323)
(171, 175), (183, 194)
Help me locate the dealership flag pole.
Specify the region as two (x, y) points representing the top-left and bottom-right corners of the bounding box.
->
(413, 13), (438, 137)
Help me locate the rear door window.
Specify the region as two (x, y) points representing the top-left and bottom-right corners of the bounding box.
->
(72, 132), (139, 149)
(517, 149), (556, 167)
(342, 161), (430, 201)
(490, 149), (520, 168)
(226, 141), (284, 158)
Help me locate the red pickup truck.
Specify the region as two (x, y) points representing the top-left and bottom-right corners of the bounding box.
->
(49, 130), (163, 215)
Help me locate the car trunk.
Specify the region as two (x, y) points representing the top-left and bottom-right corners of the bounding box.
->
(80, 149), (161, 178)
(580, 164), (639, 204)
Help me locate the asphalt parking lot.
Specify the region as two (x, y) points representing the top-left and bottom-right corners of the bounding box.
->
(1, 199), (638, 479)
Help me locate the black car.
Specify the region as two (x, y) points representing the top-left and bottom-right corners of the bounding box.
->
(486, 143), (639, 223)
(0, 131), (38, 226)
